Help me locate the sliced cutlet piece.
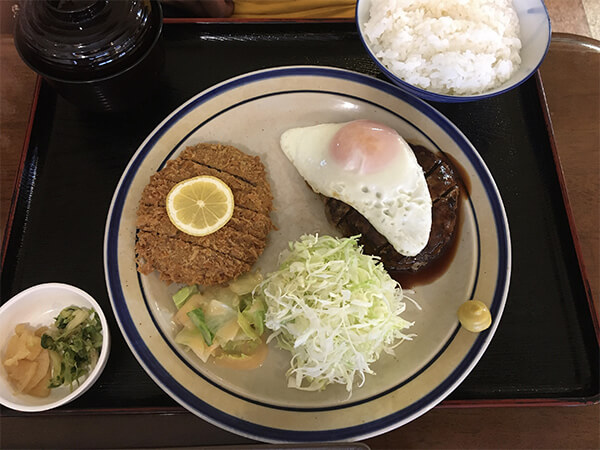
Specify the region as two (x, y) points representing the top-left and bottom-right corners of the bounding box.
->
(139, 170), (171, 206)
(179, 143), (273, 213)
(158, 158), (272, 216)
(139, 175), (272, 239)
(136, 231), (252, 286)
(136, 204), (266, 263)
(229, 207), (273, 240)
(180, 143), (267, 186)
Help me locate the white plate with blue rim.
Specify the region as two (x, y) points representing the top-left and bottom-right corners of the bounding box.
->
(104, 66), (511, 443)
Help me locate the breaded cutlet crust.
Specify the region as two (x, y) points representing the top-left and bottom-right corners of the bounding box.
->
(180, 144), (267, 186)
(135, 143), (274, 286)
(142, 159), (272, 216)
(136, 204), (266, 264)
(136, 231), (252, 286)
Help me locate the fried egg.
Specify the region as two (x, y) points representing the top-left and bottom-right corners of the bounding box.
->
(280, 119), (432, 257)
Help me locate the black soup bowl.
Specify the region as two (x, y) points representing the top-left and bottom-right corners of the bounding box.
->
(14, 0), (164, 113)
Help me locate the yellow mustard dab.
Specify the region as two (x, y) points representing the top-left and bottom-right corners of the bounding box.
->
(458, 300), (492, 333)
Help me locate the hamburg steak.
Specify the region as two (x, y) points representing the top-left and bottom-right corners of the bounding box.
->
(325, 145), (461, 273)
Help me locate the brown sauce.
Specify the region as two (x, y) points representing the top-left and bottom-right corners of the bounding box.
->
(442, 150), (471, 197)
(391, 205), (464, 288)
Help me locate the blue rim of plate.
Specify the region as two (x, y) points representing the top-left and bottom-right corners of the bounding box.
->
(104, 66), (511, 442)
(354, 0), (552, 102)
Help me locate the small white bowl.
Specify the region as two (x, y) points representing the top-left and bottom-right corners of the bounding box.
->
(0, 283), (110, 412)
(356, 0), (551, 102)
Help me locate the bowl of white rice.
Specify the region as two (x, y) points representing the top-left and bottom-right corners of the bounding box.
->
(356, 0), (551, 102)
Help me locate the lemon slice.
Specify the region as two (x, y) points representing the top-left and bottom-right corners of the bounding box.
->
(166, 176), (234, 236)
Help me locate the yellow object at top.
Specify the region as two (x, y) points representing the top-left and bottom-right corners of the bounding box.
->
(232, 0), (356, 18)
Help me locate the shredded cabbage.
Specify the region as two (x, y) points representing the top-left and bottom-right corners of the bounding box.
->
(254, 234), (416, 394)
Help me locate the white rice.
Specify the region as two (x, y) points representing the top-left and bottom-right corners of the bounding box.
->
(363, 0), (522, 95)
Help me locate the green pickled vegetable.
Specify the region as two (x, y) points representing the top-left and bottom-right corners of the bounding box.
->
(187, 308), (214, 346)
(239, 295), (265, 336)
(172, 285), (198, 309)
(172, 273), (267, 362)
(41, 306), (103, 390)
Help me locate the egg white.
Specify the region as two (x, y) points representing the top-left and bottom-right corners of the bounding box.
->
(280, 121), (432, 257)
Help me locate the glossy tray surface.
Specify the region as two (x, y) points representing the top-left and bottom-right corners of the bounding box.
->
(1, 22), (598, 416)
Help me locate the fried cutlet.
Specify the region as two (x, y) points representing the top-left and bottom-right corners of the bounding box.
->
(135, 143), (274, 286)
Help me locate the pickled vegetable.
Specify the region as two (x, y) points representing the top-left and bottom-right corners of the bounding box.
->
(2, 324), (52, 397)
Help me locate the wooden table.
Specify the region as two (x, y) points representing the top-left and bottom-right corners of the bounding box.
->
(1, 29), (599, 450)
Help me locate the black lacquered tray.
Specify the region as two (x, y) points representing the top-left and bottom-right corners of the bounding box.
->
(1, 21), (598, 421)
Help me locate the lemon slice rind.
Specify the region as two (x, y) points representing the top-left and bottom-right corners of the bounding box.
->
(166, 175), (234, 237)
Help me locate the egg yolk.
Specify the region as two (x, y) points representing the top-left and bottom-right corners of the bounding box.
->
(329, 120), (402, 174)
